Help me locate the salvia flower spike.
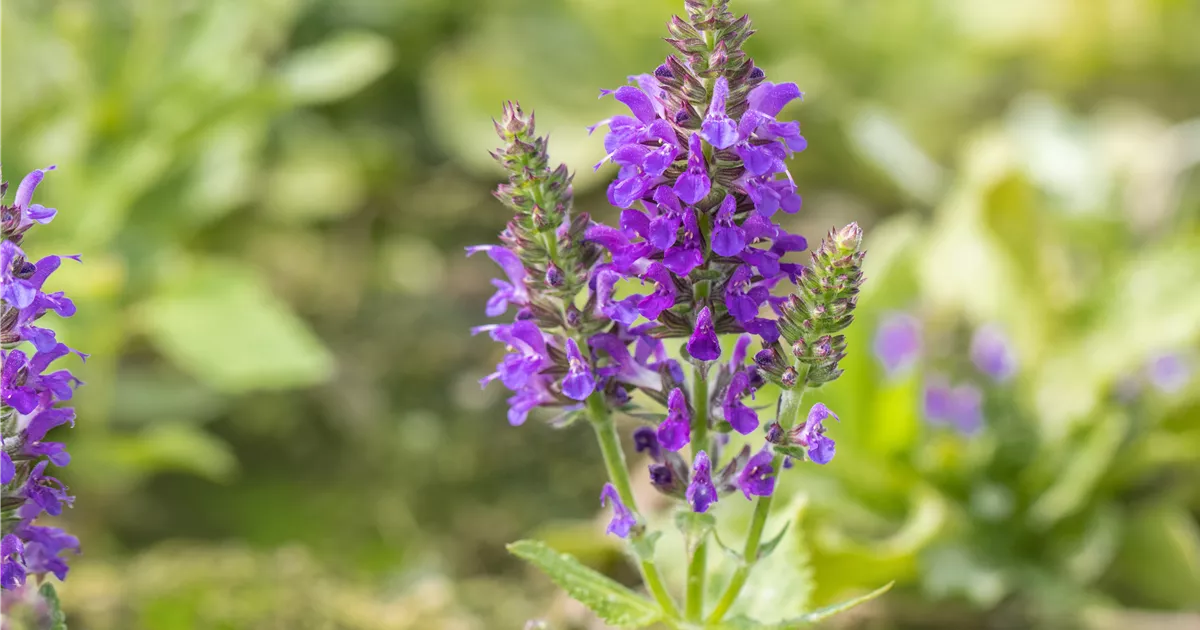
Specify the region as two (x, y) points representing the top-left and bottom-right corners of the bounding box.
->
(1, 166), (83, 591)
(472, 1), (870, 624)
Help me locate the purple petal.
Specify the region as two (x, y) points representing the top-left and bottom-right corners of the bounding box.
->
(737, 448), (776, 499)
(600, 483), (637, 538)
(712, 225), (747, 257)
(14, 166), (56, 209)
(562, 338), (596, 401)
(686, 307), (722, 361)
(747, 82), (803, 117)
(613, 86), (658, 124)
(1, 452), (13, 485)
(686, 451), (718, 513)
(657, 388), (692, 451)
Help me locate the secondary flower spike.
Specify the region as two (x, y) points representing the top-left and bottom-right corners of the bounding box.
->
(1, 166), (83, 589)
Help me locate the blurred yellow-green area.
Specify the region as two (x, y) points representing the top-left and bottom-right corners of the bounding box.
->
(2, 0), (1199, 628)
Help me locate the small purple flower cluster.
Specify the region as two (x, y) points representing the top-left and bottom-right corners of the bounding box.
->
(1, 167), (83, 590)
(873, 313), (1017, 434)
(473, 0), (865, 535)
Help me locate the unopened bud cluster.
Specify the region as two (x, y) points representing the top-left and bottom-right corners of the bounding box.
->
(777, 223), (865, 387)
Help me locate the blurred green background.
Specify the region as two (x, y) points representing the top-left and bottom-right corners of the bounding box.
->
(2, 0), (1199, 628)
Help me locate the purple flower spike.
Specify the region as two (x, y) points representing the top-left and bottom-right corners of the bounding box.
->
(970, 324), (1017, 383)
(874, 313), (922, 376)
(799, 403), (838, 465)
(2, 167), (84, 588)
(722, 371), (759, 434)
(674, 134), (711, 205)
(657, 388), (692, 451)
(600, 483), (637, 538)
(686, 307), (722, 361)
(561, 339), (596, 401)
(701, 77), (740, 149)
(737, 448), (776, 499)
(686, 451), (718, 513)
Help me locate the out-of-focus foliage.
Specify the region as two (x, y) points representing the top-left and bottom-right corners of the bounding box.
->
(2, 0), (1198, 627)
(745, 99), (1200, 627)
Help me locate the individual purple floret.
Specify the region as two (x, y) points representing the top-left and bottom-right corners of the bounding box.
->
(562, 339), (597, 401)
(873, 312), (922, 376)
(722, 371), (759, 434)
(657, 388), (692, 452)
(736, 448), (776, 499)
(797, 403), (838, 465)
(1, 167), (83, 589)
(686, 451), (718, 513)
(970, 324), (1017, 383)
(600, 483), (637, 538)
(686, 306), (721, 361)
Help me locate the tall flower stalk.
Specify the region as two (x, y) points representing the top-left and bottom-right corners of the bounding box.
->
(1, 166), (83, 597)
(471, 1), (883, 627)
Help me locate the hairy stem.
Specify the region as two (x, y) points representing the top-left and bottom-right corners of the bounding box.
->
(587, 393), (681, 618)
(707, 382), (809, 623)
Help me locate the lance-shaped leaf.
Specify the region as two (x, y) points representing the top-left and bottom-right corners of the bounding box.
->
(507, 540), (663, 628)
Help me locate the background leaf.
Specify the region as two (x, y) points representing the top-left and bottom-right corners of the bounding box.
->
(136, 259), (336, 393)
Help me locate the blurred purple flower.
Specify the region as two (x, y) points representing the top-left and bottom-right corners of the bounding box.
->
(970, 324), (1017, 382)
(873, 313), (922, 376)
(1145, 353), (1193, 394)
(924, 377), (984, 434)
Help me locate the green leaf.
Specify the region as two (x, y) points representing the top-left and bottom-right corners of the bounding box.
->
(731, 496), (813, 623)
(137, 259), (335, 393)
(756, 520), (792, 561)
(712, 583), (893, 629)
(784, 581), (894, 626)
(507, 540), (663, 628)
(630, 530), (663, 564)
(279, 32), (394, 105)
(1110, 504), (1200, 608)
(38, 582), (68, 630)
(110, 424), (239, 482)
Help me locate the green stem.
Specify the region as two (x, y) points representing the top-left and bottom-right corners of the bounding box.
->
(587, 394), (681, 619)
(707, 383), (809, 624)
(685, 365), (711, 621)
